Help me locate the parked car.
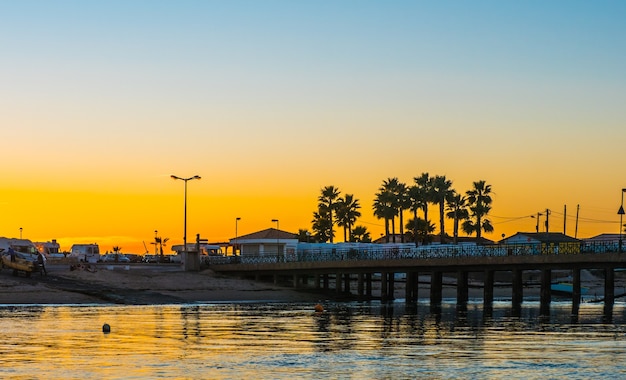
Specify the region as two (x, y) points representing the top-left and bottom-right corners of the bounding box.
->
(124, 254), (143, 263)
(101, 253), (130, 263)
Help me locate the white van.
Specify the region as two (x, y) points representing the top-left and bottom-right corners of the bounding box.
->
(0, 237), (39, 256)
(34, 239), (64, 258)
(69, 244), (100, 263)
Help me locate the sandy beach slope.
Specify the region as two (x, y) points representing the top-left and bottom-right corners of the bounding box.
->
(0, 264), (326, 305)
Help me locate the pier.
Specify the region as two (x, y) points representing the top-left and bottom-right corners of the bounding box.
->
(210, 246), (626, 319)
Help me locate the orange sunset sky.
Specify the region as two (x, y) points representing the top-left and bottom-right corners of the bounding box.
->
(2, 1), (625, 253)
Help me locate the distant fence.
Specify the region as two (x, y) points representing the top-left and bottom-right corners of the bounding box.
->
(206, 240), (625, 266)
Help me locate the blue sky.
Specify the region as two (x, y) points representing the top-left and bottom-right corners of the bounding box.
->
(1, 1), (625, 249)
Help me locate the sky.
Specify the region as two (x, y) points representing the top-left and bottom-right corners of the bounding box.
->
(1, 1), (625, 253)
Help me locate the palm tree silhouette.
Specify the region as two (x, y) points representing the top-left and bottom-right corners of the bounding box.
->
(463, 180), (494, 239)
(336, 194), (361, 242)
(318, 186), (341, 243)
(432, 175), (454, 243)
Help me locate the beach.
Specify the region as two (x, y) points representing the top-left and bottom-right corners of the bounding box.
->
(0, 263), (326, 305)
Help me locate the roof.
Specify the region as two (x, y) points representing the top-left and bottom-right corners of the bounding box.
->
(585, 233), (622, 241)
(502, 232), (581, 244)
(235, 228), (297, 241)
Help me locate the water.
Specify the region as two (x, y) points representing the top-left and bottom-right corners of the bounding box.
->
(2, 300), (626, 379)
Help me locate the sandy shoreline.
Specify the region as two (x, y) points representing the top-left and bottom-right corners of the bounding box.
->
(0, 264), (327, 305)
(1, 264), (623, 305)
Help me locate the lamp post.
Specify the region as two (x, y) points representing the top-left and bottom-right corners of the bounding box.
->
(272, 219), (279, 262)
(235, 217), (241, 256)
(618, 189), (626, 253)
(171, 175), (201, 252)
(531, 212), (543, 233)
(19, 227), (22, 239)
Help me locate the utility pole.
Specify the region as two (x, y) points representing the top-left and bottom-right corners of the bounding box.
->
(545, 209), (551, 234)
(575, 204), (580, 238)
(563, 205), (567, 235)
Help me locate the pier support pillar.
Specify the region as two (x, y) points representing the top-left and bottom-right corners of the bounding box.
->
(388, 272), (395, 301)
(604, 268), (615, 320)
(512, 269), (523, 316)
(572, 268), (581, 317)
(343, 273), (351, 294)
(381, 272), (388, 301)
(405, 271), (418, 303)
(540, 269), (551, 316)
(365, 273), (373, 298)
(457, 271), (469, 307)
(358, 273), (364, 299)
(335, 273), (342, 294)
(323, 274), (329, 290)
(484, 270), (494, 310)
(293, 274), (299, 288)
(430, 271), (443, 308)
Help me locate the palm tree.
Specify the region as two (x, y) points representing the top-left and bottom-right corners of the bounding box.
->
(373, 189), (396, 243)
(112, 246), (122, 262)
(351, 225), (371, 243)
(432, 175), (454, 243)
(318, 185), (341, 243)
(395, 181), (410, 243)
(407, 184), (426, 246)
(297, 229), (313, 243)
(335, 194), (361, 242)
(405, 217), (435, 245)
(414, 173), (434, 228)
(312, 206), (333, 243)
(446, 191), (469, 244)
(462, 180), (494, 240)
(380, 178), (403, 242)
(154, 237), (169, 262)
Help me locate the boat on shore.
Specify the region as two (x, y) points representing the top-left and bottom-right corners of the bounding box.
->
(0, 237), (40, 276)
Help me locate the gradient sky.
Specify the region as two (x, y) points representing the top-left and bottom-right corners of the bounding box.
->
(2, 1), (625, 253)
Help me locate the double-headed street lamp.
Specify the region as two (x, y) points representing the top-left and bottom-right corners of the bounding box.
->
(618, 188), (626, 253)
(171, 175), (201, 252)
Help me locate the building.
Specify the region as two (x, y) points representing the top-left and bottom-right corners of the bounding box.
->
(230, 228), (298, 259)
(499, 232), (582, 255)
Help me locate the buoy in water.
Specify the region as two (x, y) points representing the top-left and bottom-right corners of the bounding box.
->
(314, 303), (324, 312)
(102, 323), (111, 333)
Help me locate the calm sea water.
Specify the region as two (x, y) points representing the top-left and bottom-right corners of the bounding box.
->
(1, 300), (626, 379)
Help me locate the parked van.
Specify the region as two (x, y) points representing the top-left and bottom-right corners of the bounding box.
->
(34, 239), (64, 258)
(0, 237), (39, 256)
(69, 244), (100, 263)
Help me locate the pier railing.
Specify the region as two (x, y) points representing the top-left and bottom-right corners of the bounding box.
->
(206, 240), (624, 266)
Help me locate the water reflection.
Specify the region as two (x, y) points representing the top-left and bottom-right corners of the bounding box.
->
(0, 301), (625, 378)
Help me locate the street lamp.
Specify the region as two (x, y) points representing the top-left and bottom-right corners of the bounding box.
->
(19, 227), (22, 239)
(618, 188), (626, 253)
(272, 219), (279, 262)
(235, 217), (241, 256)
(171, 175), (201, 252)
(531, 212), (543, 233)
